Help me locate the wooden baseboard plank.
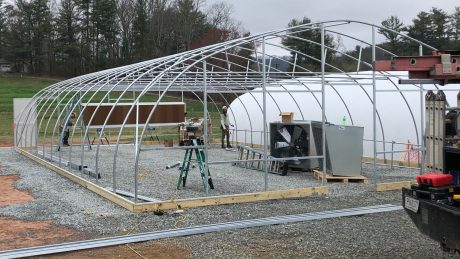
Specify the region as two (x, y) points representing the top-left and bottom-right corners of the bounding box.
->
(16, 148), (135, 211)
(17, 148), (329, 213)
(133, 186), (328, 212)
(375, 181), (417, 192)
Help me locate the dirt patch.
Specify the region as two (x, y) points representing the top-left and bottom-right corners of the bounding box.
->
(47, 240), (190, 259)
(0, 175), (33, 207)
(0, 218), (83, 250)
(0, 139), (12, 147)
(0, 175), (85, 251)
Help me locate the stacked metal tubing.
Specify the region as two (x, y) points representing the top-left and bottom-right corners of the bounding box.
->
(15, 20), (441, 202)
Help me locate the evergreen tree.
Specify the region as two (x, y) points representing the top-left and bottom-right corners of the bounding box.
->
(92, 0), (118, 69)
(10, 0), (52, 73)
(0, 0), (12, 60)
(55, 0), (80, 75)
(281, 17), (336, 73)
(405, 8), (451, 52)
(77, 0), (94, 72)
(379, 16), (404, 53)
(429, 7), (451, 49)
(0, 0), (249, 75)
(31, 0), (53, 73)
(132, 0), (147, 60)
(449, 7), (460, 48)
(0, 0), (4, 59)
(175, 0), (208, 52)
(405, 11), (431, 45)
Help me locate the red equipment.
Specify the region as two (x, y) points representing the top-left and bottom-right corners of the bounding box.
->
(375, 50), (460, 85)
(416, 173), (453, 187)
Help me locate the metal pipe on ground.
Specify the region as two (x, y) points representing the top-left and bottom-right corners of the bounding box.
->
(0, 204), (402, 258)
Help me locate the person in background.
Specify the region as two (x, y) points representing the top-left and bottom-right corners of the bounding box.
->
(220, 106), (233, 148)
(61, 112), (76, 146)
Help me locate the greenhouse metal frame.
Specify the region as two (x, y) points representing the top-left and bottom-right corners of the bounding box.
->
(14, 20), (458, 211)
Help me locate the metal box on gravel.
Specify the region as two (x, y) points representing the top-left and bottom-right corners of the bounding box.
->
(270, 121), (364, 177)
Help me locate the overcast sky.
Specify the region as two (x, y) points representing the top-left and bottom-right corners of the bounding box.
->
(205, 0), (458, 54)
(206, 0), (456, 34)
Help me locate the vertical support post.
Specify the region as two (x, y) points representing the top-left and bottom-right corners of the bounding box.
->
(14, 104), (17, 149)
(245, 60), (250, 84)
(234, 125), (237, 149)
(34, 101), (38, 151)
(408, 144), (411, 168)
(260, 132), (263, 147)
(51, 96), (61, 160)
(24, 105), (29, 150)
(77, 94), (81, 166)
(321, 24), (327, 186)
(32, 98), (38, 152)
(134, 100), (139, 202)
(59, 97), (72, 167)
(419, 44), (425, 175)
(390, 141), (395, 170)
(80, 125), (84, 173)
(262, 36), (268, 191)
(357, 46), (363, 72)
(254, 40), (261, 72)
(292, 53), (298, 77)
(267, 58), (272, 78)
(23, 99), (33, 151)
(372, 26), (377, 183)
(57, 95), (61, 151)
(203, 60), (210, 194)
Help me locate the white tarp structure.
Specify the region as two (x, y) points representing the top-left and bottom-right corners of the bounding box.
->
(229, 71), (460, 159)
(14, 98), (37, 148)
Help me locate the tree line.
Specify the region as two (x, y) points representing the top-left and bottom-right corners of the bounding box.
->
(1, 3), (459, 77)
(346, 7), (460, 71)
(380, 7), (460, 53)
(0, 0), (247, 76)
(284, 7), (460, 72)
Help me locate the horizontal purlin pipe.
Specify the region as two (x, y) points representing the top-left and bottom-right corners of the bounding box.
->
(0, 204), (402, 258)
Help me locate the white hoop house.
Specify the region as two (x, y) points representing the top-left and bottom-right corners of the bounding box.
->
(229, 71), (460, 158)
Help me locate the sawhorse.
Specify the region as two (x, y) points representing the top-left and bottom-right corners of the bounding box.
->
(91, 128), (110, 145)
(177, 139), (214, 191)
(145, 126), (160, 142)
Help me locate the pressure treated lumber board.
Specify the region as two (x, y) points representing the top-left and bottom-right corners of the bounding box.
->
(376, 181), (417, 192)
(313, 170), (369, 184)
(17, 148), (328, 212)
(133, 186), (329, 212)
(16, 148), (135, 211)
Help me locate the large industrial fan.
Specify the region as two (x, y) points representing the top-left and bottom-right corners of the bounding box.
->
(270, 123), (311, 175)
(270, 121), (364, 176)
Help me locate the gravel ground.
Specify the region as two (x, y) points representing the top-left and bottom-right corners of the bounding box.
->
(172, 210), (455, 259)
(0, 147), (456, 258)
(40, 144), (420, 201)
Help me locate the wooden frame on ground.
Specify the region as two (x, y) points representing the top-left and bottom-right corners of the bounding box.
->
(375, 181), (417, 192)
(313, 170), (369, 184)
(16, 148), (328, 212)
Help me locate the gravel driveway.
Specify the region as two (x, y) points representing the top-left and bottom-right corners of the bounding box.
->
(0, 147), (455, 258)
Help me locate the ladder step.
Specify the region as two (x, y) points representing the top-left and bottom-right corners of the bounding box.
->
(177, 139), (213, 191)
(234, 145), (280, 174)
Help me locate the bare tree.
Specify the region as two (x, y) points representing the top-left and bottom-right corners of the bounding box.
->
(117, 0), (135, 64)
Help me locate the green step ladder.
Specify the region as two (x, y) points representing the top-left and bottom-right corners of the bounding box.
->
(177, 139), (214, 191)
